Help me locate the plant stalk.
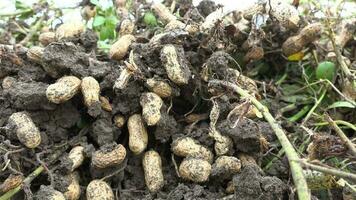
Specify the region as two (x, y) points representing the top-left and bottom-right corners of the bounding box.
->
(210, 80), (311, 200)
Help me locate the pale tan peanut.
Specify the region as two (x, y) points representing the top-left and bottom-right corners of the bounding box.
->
(211, 156), (241, 178)
(100, 96), (112, 112)
(161, 45), (191, 85)
(265, 0), (300, 29)
(0, 174), (23, 193)
(152, 3), (176, 24)
(46, 76), (81, 104)
(91, 143), (126, 168)
(81, 76), (100, 108)
(128, 114), (148, 154)
(55, 21), (85, 40)
(119, 18), (135, 35)
(8, 112), (41, 149)
(146, 78), (172, 98)
(282, 23), (322, 56)
(140, 92), (163, 126)
(171, 137), (213, 163)
(39, 32), (56, 46)
(109, 34), (135, 61)
(35, 185), (66, 200)
(113, 114), (126, 128)
(27, 46), (44, 64)
(86, 180), (114, 200)
(142, 150), (164, 192)
(63, 172), (81, 200)
(68, 146), (85, 171)
(179, 158), (211, 182)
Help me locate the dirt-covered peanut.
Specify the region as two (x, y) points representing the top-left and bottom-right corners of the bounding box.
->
(140, 92), (163, 126)
(55, 21), (85, 40)
(100, 96), (112, 112)
(86, 180), (114, 200)
(113, 68), (132, 90)
(146, 78), (173, 98)
(2, 76), (16, 89)
(81, 76), (101, 116)
(128, 114), (148, 154)
(114, 114), (126, 128)
(238, 153), (257, 167)
(265, 0), (300, 29)
(226, 181), (235, 194)
(92, 143), (126, 168)
(34, 185), (66, 200)
(27, 46), (44, 64)
(81, 5), (96, 20)
(179, 158), (211, 182)
(161, 45), (191, 85)
(171, 137), (213, 163)
(68, 146), (85, 171)
(214, 135), (234, 156)
(46, 76), (81, 104)
(142, 150), (164, 192)
(0, 174), (23, 193)
(63, 172), (81, 200)
(242, 2), (264, 20)
(152, 3), (176, 24)
(109, 34), (135, 61)
(211, 156), (241, 179)
(119, 18), (135, 35)
(165, 20), (198, 34)
(244, 46), (264, 62)
(282, 23), (322, 56)
(8, 112), (41, 148)
(39, 32), (56, 46)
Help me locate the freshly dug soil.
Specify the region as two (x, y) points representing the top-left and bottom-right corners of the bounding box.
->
(1, 0), (355, 199)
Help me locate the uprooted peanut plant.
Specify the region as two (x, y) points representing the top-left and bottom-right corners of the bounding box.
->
(0, 0), (355, 199)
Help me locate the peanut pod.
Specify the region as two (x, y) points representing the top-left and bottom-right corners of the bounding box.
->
(142, 150), (164, 192)
(179, 158), (211, 183)
(8, 112), (41, 149)
(140, 92), (163, 126)
(46, 76), (81, 104)
(86, 180), (114, 200)
(128, 114), (148, 154)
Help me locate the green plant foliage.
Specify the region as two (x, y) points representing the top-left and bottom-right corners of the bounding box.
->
(143, 12), (158, 27)
(316, 61), (336, 81)
(90, 0), (118, 41)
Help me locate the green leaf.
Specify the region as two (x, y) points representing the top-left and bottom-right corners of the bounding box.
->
(143, 12), (158, 27)
(93, 16), (105, 27)
(100, 26), (111, 40)
(15, 0), (30, 10)
(327, 101), (356, 109)
(105, 16), (117, 25)
(316, 61), (336, 81)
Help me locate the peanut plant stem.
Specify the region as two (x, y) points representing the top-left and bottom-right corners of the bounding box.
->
(0, 166), (44, 200)
(299, 160), (356, 181)
(210, 80), (311, 200)
(325, 114), (356, 157)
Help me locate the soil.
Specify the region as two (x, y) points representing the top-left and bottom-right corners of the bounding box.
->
(1, 0), (355, 199)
